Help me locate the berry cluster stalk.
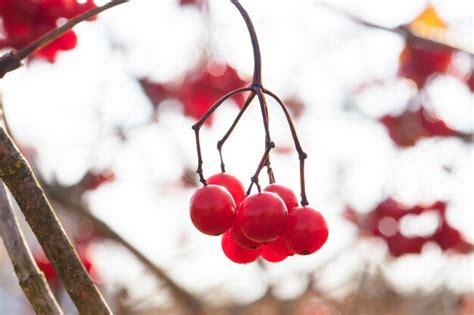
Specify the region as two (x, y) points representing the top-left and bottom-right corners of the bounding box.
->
(192, 0), (309, 206)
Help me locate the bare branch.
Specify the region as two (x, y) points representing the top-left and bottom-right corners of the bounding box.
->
(0, 127), (111, 314)
(0, 182), (63, 315)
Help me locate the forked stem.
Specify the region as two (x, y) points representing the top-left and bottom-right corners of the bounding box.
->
(263, 88), (309, 206)
(218, 91), (256, 172)
(192, 87), (251, 184)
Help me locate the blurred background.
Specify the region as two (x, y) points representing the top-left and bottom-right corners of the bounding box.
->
(0, 0), (473, 314)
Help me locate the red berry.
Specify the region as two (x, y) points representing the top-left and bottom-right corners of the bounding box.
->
(221, 231), (261, 264)
(399, 41), (452, 88)
(230, 222), (262, 250)
(285, 207), (328, 255)
(237, 192), (288, 243)
(207, 173), (246, 206)
(264, 184), (298, 212)
(189, 185), (236, 235)
(261, 237), (294, 263)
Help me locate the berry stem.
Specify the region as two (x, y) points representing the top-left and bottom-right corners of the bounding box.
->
(217, 91), (256, 173)
(230, 0), (263, 85)
(192, 87), (251, 185)
(263, 88), (309, 206)
(247, 140), (275, 195)
(0, 0), (129, 78)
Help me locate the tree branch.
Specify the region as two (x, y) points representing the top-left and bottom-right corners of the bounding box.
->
(315, 2), (474, 56)
(0, 182), (63, 315)
(0, 0), (129, 78)
(0, 127), (111, 315)
(42, 180), (204, 315)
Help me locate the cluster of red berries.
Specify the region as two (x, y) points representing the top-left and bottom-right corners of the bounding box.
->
(0, 0), (96, 62)
(189, 173), (328, 264)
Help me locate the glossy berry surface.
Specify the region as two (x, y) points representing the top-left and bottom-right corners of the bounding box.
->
(230, 222), (262, 250)
(221, 231), (261, 264)
(285, 207), (328, 255)
(237, 192), (288, 243)
(190, 185), (236, 236)
(264, 184), (298, 212)
(261, 237), (294, 263)
(207, 173), (246, 206)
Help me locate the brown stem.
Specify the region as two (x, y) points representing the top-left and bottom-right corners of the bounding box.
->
(192, 87), (251, 184)
(0, 0), (129, 78)
(263, 89), (309, 206)
(217, 91), (256, 172)
(246, 89), (276, 193)
(0, 182), (63, 315)
(0, 127), (111, 314)
(246, 140), (275, 195)
(230, 0), (263, 84)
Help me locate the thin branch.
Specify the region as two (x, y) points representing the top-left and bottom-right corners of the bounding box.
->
(0, 182), (63, 315)
(246, 140), (275, 195)
(42, 180), (204, 315)
(217, 91), (256, 172)
(192, 87), (251, 185)
(263, 88), (309, 206)
(0, 0), (129, 78)
(315, 1), (474, 56)
(0, 127), (111, 314)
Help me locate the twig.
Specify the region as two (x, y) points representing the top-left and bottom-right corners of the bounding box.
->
(315, 2), (474, 56)
(0, 127), (111, 314)
(42, 180), (204, 315)
(0, 0), (129, 78)
(262, 88), (308, 206)
(0, 182), (63, 315)
(192, 87), (252, 185)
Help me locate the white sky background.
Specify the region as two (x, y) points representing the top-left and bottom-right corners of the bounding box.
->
(0, 0), (473, 309)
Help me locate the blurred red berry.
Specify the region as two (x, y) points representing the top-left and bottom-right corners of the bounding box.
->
(380, 107), (456, 147)
(399, 5), (452, 88)
(285, 207), (328, 255)
(237, 192), (288, 243)
(0, 0), (97, 62)
(82, 170), (116, 191)
(345, 199), (473, 256)
(178, 0), (204, 8)
(221, 231), (261, 264)
(139, 61), (249, 124)
(466, 72), (474, 91)
(264, 184), (299, 212)
(207, 173), (246, 207)
(399, 42), (452, 88)
(34, 246), (94, 282)
(261, 237), (294, 263)
(190, 185), (236, 236)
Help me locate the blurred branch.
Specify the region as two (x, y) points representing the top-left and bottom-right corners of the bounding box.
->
(315, 2), (474, 56)
(0, 182), (63, 315)
(0, 127), (112, 314)
(0, 0), (129, 78)
(42, 179), (204, 315)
